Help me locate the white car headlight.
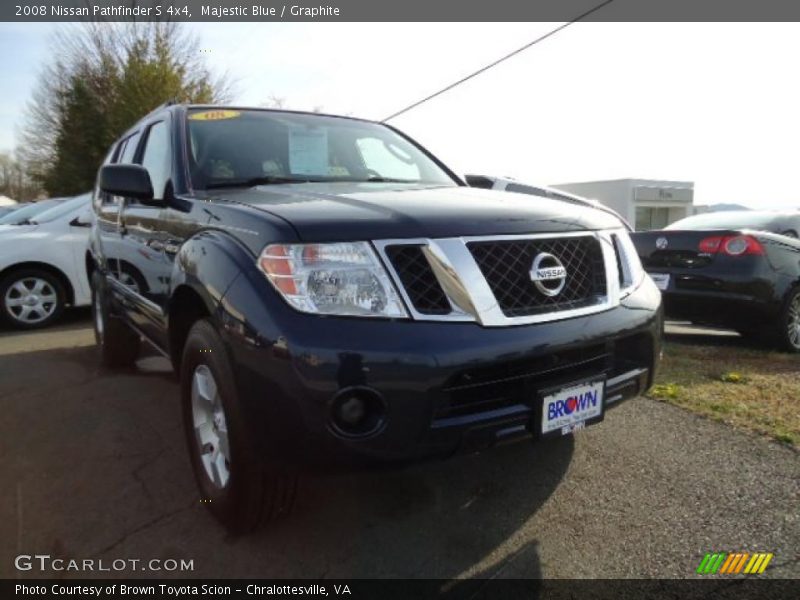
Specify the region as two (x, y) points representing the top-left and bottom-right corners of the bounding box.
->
(257, 242), (408, 318)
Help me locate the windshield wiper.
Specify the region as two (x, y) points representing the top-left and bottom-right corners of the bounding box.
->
(204, 176), (316, 190)
(365, 176), (416, 183)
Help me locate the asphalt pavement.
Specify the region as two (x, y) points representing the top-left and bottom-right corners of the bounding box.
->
(1, 313), (797, 579)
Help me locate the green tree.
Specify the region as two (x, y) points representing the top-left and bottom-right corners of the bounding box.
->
(20, 22), (229, 196)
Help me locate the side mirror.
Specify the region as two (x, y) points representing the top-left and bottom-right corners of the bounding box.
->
(99, 164), (162, 206)
(69, 210), (93, 228)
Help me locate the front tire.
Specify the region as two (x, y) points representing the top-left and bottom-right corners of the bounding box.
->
(180, 319), (297, 533)
(0, 269), (65, 329)
(774, 287), (800, 353)
(92, 272), (140, 367)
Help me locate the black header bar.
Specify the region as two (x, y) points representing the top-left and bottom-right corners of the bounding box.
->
(4, 0), (800, 23)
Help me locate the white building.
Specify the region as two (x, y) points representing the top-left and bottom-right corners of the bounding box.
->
(551, 179), (694, 231)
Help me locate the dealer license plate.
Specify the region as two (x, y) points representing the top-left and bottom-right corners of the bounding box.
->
(649, 272), (670, 291)
(541, 379), (605, 436)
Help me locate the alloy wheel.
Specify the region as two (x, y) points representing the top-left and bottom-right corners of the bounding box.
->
(788, 293), (800, 349)
(191, 365), (231, 489)
(4, 277), (58, 325)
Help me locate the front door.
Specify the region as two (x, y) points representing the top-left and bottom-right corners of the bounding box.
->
(117, 118), (174, 347)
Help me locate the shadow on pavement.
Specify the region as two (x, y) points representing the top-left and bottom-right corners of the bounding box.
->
(2, 341), (572, 580)
(0, 306), (92, 336)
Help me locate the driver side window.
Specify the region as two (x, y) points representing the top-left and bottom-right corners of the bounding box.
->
(139, 121), (171, 201)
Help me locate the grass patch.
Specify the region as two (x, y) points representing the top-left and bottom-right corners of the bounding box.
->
(646, 342), (800, 447)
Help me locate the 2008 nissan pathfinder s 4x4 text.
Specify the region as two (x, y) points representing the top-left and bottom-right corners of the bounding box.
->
(88, 105), (663, 532)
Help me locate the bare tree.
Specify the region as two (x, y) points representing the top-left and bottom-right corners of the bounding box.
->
(19, 21), (232, 195)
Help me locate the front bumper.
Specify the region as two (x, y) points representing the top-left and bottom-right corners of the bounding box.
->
(651, 275), (780, 327)
(219, 273), (663, 466)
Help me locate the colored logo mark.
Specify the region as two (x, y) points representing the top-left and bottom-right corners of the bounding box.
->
(696, 552), (773, 575)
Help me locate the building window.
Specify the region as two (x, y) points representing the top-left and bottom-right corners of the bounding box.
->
(635, 207), (671, 231)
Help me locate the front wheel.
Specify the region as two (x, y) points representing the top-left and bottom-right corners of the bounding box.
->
(92, 272), (140, 367)
(775, 287), (800, 352)
(0, 269), (65, 329)
(180, 319), (297, 533)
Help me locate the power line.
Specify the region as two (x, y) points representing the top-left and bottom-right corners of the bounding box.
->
(381, 0), (617, 122)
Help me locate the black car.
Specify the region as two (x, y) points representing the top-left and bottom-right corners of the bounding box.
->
(89, 104), (662, 532)
(632, 211), (800, 351)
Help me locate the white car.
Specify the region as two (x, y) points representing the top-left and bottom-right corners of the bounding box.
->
(0, 194), (93, 329)
(465, 174), (632, 231)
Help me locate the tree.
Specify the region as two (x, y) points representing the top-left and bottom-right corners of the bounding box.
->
(0, 152), (41, 201)
(20, 22), (230, 196)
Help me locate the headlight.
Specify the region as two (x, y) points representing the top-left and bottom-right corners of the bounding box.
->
(257, 242), (408, 318)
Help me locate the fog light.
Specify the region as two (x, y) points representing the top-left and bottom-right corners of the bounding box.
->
(329, 387), (386, 438)
(338, 396), (366, 425)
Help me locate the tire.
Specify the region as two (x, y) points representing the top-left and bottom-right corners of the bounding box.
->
(0, 268), (66, 330)
(92, 271), (140, 367)
(180, 319), (297, 533)
(773, 286), (800, 353)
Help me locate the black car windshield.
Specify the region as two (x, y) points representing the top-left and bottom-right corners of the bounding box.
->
(185, 109), (457, 190)
(665, 211), (785, 232)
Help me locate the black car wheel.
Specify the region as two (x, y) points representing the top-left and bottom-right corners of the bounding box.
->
(92, 271), (140, 367)
(180, 319), (297, 533)
(777, 287), (800, 352)
(0, 269), (65, 329)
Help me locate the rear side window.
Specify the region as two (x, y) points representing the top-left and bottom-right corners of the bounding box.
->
(139, 121), (171, 200)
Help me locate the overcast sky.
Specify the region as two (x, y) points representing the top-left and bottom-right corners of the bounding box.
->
(1, 22), (799, 208)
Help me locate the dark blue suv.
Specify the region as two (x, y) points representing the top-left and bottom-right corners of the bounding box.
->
(89, 104), (662, 532)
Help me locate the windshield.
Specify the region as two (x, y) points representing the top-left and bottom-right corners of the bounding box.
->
(185, 109), (457, 190)
(665, 211), (779, 231)
(30, 194), (91, 224)
(0, 199), (60, 225)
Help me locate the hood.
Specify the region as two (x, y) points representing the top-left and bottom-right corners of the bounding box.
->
(196, 183), (623, 242)
(0, 224), (37, 236)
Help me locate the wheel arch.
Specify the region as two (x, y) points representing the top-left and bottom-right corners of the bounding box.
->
(167, 229), (255, 372)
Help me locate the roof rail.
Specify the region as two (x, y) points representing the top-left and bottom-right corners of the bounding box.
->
(141, 98), (180, 120)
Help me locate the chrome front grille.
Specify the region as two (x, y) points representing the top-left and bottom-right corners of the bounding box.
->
(467, 237), (607, 317)
(377, 230), (628, 327)
(384, 245), (451, 315)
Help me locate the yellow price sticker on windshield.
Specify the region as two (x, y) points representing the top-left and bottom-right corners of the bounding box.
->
(188, 110), (241, 121)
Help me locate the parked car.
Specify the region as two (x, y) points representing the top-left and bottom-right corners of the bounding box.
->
(466, 174), (632, 230)
(0, 198), (62, 226)
(0, 194), (93, 329)
(659, 210), (800, 238)
(631, 210), (800, 351)
(89, 104), (662, 532)
(0, 205), (19, 218)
